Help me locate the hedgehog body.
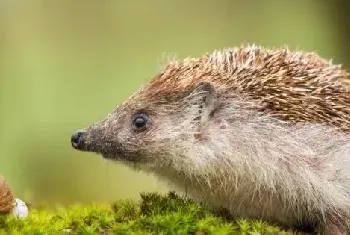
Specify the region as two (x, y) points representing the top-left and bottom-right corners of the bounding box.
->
(72, 45), (350, 234)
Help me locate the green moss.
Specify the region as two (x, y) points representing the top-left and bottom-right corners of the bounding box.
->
(0, 192), (291, 235)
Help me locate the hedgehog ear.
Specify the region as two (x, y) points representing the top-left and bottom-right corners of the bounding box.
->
(189, 82), (217, 123)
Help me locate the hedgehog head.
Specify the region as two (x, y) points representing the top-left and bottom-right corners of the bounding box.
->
(70, 59), (218, 170)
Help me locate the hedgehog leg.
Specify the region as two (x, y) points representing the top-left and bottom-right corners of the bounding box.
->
(276, 230), (286, 235)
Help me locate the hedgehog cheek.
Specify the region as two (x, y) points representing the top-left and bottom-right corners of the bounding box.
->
(188, 81), (218, 124)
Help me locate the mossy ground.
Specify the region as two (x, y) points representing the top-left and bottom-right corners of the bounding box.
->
(0, 191), (292, 235)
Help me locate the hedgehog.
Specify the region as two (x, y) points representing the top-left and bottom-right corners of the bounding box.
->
(71, 45), (350, 235)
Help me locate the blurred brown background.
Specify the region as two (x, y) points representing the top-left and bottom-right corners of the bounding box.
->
(0, 0), (349, 207)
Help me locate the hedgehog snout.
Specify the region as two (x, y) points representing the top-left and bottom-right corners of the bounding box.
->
(71, 130), (86, 150)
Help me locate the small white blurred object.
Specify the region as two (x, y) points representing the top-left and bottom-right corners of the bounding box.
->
(0, 175), (28, 219)
(11, 198), (29, 218)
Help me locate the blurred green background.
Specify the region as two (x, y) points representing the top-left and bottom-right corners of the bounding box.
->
(0, 0), (349, 207)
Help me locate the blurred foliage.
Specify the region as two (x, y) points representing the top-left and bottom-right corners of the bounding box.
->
(0, 191), (286, 235)
(0, 0), (349, 207)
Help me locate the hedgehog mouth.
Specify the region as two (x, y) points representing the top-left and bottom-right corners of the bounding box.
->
(99, 151), (143, 163)
(76, 142), (142, 163)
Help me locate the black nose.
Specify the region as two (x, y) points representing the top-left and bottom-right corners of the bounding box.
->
(71, 130), (86, 149)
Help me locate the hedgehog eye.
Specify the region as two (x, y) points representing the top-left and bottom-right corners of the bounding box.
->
(132, 113), (149, 131)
